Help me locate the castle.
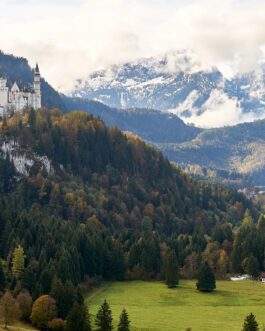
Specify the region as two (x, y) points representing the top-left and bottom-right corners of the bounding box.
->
(0, 63), (41, 115)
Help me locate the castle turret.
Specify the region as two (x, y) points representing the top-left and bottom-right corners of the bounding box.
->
(33, 63), (41, 109)
(0, 77), (9, 115)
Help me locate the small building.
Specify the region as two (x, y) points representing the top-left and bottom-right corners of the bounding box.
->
(230, 274), (251, 281)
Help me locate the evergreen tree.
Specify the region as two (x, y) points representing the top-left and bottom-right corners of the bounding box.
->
(66, 303), (91, 331)
(165, 250), (179, 288)
(242, 256), (259, 278)
(118, 309), (130, 331)
(196, 262), (216, 292)
(242, 313), (259, 331)
(29, 108), (36, 129)
(95, 300), (113, 331)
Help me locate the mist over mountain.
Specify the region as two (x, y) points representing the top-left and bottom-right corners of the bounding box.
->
(70, 51), (265, 128)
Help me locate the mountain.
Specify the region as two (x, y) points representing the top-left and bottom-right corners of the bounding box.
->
(0, 51), (66, 111)
(70, 51), (265, 127)
(62, 96), (201, 143)
(158, 119), (265, 185)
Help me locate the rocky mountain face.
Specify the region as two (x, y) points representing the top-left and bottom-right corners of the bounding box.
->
(70, 51), (265, 127)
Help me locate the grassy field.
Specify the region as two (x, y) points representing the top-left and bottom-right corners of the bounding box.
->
(86, 280), (265, 331)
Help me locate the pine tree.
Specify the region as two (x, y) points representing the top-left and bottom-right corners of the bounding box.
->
(118, 309), (130, 331)
(196, 262), (216, 292)
(95, 300), (113, 331)
(66, 303), (91, 331)
(242, 256), (259, 278)
(12, 245), (25, 277)
(165, 250), (179, 288)
(242, 313), (259, 331)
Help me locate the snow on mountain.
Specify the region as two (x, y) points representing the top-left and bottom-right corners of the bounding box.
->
(70, 50), (265, 128)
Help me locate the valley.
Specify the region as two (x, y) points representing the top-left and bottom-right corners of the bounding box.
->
(86, 280), (265, 331)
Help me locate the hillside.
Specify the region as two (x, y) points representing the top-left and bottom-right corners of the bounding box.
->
(158, 119), (265, 185)
(63, 96), (201, 143)
(0, 109), (256, 293)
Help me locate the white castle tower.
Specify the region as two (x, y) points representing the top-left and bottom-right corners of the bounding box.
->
(0, 63), (42, 115)
(0, 77), (9, 115)
(33, 63), (41, 109)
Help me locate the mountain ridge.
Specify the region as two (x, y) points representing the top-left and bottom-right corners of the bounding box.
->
(70, 51), (265, 128)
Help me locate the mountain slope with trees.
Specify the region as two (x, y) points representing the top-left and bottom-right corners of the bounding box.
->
(158, 119), (265, 185)
(62, 96), (201, 143)
(0, 108), (263, 328)
(0, 108), (257, 292)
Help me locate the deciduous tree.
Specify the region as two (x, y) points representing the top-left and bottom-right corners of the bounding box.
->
(12, 245), (25, 277)
(31, 295), (57, 330)
(16, 289), (33, 321)
(0, 291), (21, 329)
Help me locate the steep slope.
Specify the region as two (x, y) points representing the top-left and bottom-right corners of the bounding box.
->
(0, 109), (255, 299)
(159, 119), (265, 185)
(0, 51), (66, 110)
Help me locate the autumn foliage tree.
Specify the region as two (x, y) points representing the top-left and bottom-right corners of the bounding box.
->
(0, 291), (21, 329)
(16, 290), (33, 321)
(11, 245), (25, 278)
(31, 295), (57, 330)
(48, 318), (66, 331)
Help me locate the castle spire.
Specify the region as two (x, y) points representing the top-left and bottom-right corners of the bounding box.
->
(35, 63), (40, 74)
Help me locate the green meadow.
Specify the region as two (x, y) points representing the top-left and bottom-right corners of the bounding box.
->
(86, 280), (265, 331)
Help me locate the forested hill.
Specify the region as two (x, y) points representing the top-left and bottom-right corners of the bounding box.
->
(158, 119), (265, 185)
(0, 109), (260, 308)
(0, 51), (66, 110)
(63, 96), (201, 143)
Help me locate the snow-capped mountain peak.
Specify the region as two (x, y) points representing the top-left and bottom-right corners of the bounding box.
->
(70, 50), (265, 128)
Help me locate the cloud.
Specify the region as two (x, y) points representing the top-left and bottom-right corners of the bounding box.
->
(170, 89), (265, 128)
(1, 0), (265, 93)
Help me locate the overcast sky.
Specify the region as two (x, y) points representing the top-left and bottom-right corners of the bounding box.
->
(1, 0), (265, 92)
